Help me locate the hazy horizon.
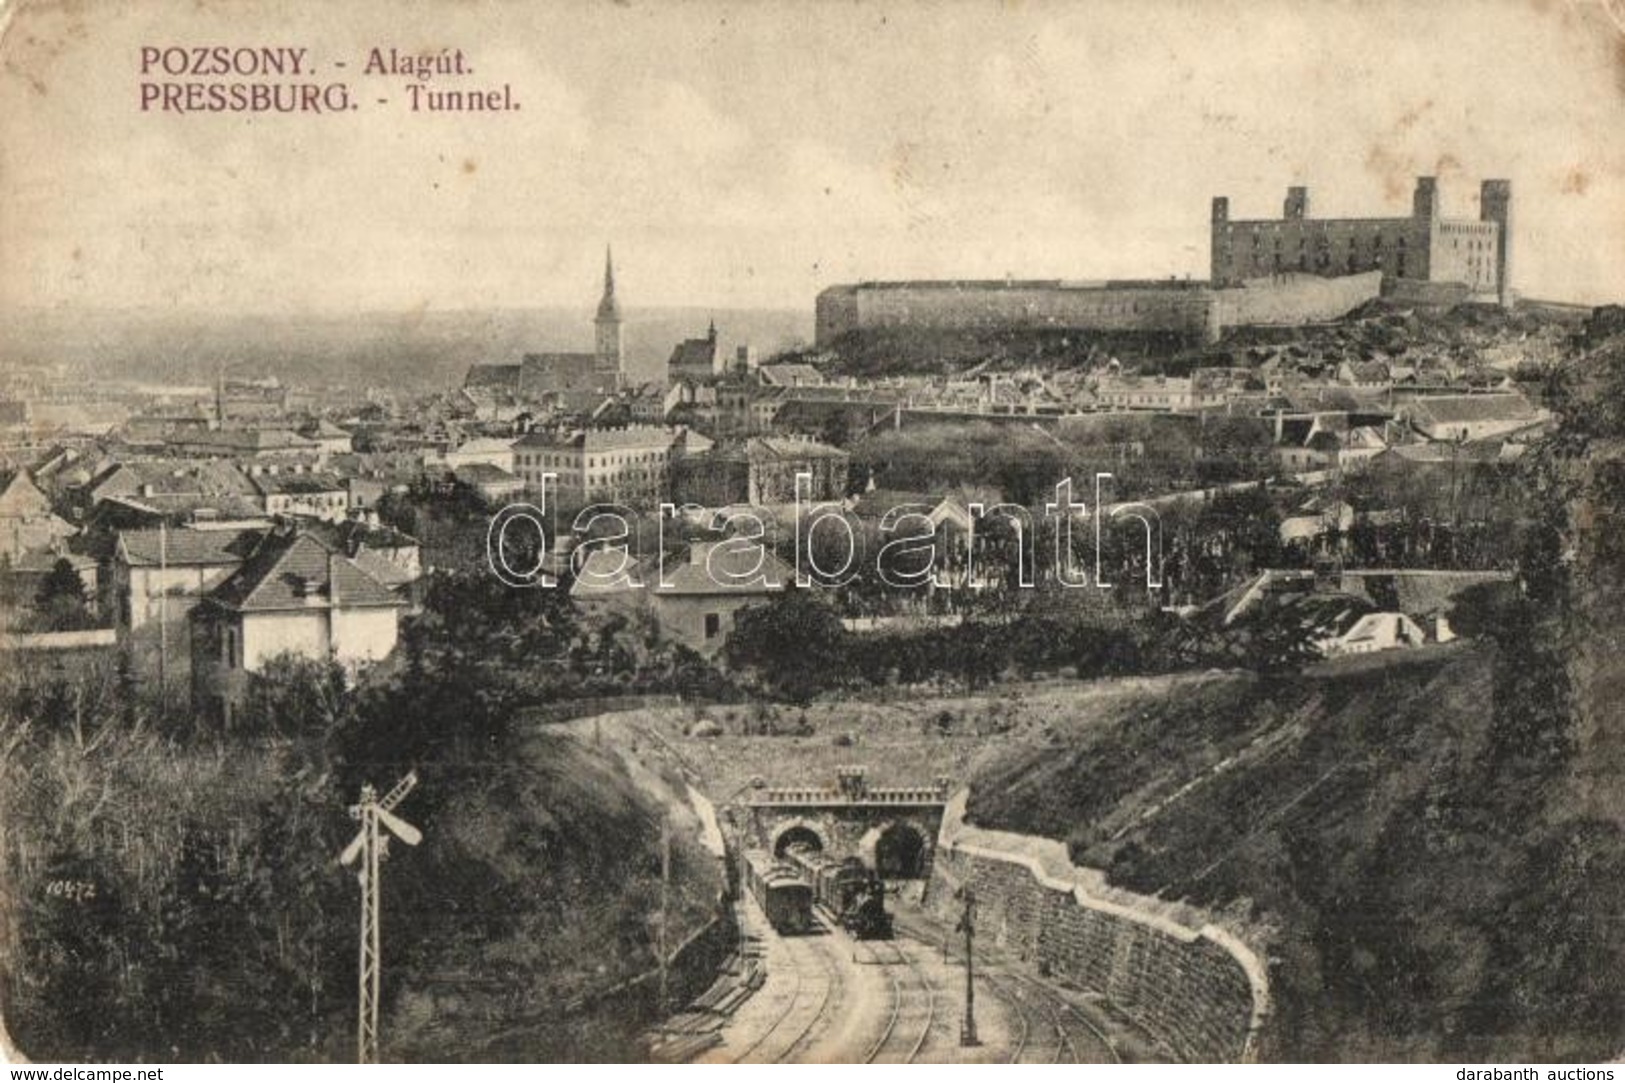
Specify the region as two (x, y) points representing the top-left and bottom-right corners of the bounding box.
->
(0, 303), (817, 389)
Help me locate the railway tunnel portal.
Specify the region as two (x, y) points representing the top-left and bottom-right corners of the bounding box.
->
(743, 767), (951, 880)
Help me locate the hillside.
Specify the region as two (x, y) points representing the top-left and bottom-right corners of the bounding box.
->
(380, 728), (724, 1061)
(797, 298), (1589, 382)
(966, 643), (1625, 1061)
(0, 681), (722, 1062)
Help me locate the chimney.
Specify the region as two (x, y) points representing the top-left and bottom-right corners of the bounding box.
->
(328, 551), (341, 609)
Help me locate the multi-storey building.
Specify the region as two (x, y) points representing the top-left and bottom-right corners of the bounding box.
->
(511, 425), (712, 506)
(1211, 176), (1511, 305)
(672, 435), (849, 507)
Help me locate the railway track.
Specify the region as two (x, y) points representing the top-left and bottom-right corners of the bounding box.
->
(994, 968), (1033, 1062)
(892, 914), (1125, 1064)
(732, 926), (844, 1063)
(1001, 965), (1124, 1064)
(861, 937), (937, 1063)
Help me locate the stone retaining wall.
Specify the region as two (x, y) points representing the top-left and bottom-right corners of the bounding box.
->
(927, 793), (1270, 1062)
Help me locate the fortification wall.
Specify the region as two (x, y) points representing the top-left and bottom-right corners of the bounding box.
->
(1218, 270), (1382, 327)
(816, 271), (1379, 347)
(926, 792), (1270, 1062)
(814, 283), (1213, 345)
(857, 284), (1212, 337)
(1381, 277), (1474, 308)
(815, 286), (862, 345)
(1212, 216), (1424, 286)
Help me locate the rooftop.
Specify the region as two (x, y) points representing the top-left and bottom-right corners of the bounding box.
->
(206, 530), (403, 613)
(118, 526), (263, 567)
(653, 540), (794, 596)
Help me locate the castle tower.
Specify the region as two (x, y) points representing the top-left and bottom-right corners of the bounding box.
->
(1480, 179), (1513, 308)
(1210, 196), (1230, 284)
(1412, 176), (1439, 221)
(1284, 186), (1310, 220)
(594, 246), (624, 386)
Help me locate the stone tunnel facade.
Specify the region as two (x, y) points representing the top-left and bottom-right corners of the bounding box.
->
(739, 768), (949, 879)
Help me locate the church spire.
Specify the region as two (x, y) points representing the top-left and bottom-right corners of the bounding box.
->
(594, 244), (624, 384)
(596, 245), (621, 322)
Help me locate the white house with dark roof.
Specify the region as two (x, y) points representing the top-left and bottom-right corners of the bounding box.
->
(190, 529), (405, 724)
(756, 363), (826, 389)
(113, 526), (262, 633)
(245, 467), (351, 521)
(649, 539), (794, 655)
(1405, 392), (1546, 443)
(300, 419), (354, 455)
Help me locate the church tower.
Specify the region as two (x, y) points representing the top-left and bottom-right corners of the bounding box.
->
(594, 246), (624, 386)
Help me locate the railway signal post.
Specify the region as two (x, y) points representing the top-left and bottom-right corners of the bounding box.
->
(339, 771), (422, 1064)
(956, 887), (980, 1047)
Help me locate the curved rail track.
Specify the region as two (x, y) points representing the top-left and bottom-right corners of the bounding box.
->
(892, 914), (1125, 1064)
(732, 928), (845, 1063)
(861, 937), (938, 1063)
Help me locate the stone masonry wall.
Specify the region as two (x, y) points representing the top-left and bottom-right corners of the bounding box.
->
(926, 793), (1270, 1062)
(1218, 270), (1383, 327)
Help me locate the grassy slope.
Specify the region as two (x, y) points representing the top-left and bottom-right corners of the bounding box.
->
(0, 720), (719, 1062)
(382, 729), (722, 1062)
(963, 644), (1607, 1060)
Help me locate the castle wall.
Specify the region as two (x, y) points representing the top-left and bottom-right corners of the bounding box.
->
(1381, 277), (1473, 308)
(814, 282), (1215, 346)
(1425, 219), (1502, 297)
(817, 273), (1379, 348)
(1217, 270), (1382, 326)
(859, 283), (1212, 337)
(1212, 216), (1426, 287)
(815, 286), (862, 345)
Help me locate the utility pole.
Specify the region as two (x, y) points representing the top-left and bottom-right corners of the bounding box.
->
(658, 815), (671, 1016)
(956, 887), (980, 1047)
(156, 520), (167, 714)
(338, 771), (421, 1064)
(1449, 427), (1466, 566)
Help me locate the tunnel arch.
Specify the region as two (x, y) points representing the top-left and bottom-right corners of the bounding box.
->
(874, 821), (929, 879)
(772, 822), (827, 857)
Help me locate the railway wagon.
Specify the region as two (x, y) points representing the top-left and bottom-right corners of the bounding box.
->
(782, 845), (892, 939)
(742, 849), (814, 935)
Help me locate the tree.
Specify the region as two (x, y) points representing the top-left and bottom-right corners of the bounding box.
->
(238, 653), (355, 738)
(723, 587), (847, 704)
(33, 558), (94, 632)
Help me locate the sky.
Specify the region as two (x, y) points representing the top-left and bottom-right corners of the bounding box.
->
(1, 0), (1622, 315)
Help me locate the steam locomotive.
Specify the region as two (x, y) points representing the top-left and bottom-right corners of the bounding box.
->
(782, 844), (893, 940)
(739, 844), (894, 940)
